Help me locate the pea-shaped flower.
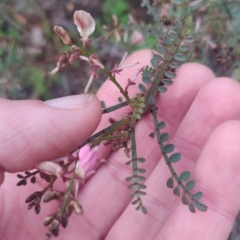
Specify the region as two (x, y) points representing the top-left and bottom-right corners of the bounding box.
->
(73, 10), (95, 40)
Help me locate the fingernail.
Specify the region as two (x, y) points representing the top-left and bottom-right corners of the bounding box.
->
(44, 94), (93, 109)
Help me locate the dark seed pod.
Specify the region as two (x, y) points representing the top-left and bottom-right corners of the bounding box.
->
(49, 220), (60, 237)
(28, 201), (35, 210)
(17, 179), (27, 186)
(25, 191), (42, 203)
(60, 212), (68, 228)
(35, 204), (41, 214)
(17, 174), (24, 179)
(31, 176), (36, 183)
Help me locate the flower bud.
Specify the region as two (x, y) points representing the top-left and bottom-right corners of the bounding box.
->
(36, 161), (63, 178)
(73, 10), (95, 40)
(53, 26), (72, 45)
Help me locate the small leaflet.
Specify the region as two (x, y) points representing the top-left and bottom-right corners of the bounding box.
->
(173, 186), (180, 196)
(162, 79), (173, 85)
(179, 171), (191, 182)
(160, 132), (169, 142)
(169, 30), (178, 39)
(157, 44), (167, 54)
(194, 200), (208, 212)
(163, 144), (175, 153)
(165, 71), (176, 79)
(157, 86), (167, 93)
(169, 152), (181, 163)
(184, 36), (195, 43)
(174, 53), (186, 62)
(157, 121), (166, 129)
(138, 83), (146, 93)
(167, 177), (174, 188)
(186, 180), (195, 190)
(163, 34), (173, 45)
(169, 62), (180, 69)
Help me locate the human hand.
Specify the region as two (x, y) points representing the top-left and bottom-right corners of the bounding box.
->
(1, 50), (240, 240)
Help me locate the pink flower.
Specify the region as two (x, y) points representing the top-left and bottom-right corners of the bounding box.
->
(73, 10), (95, 40)
(36, 161), (64, 178)
(131, 30), (144, 45)
(75, 145), (100, 182)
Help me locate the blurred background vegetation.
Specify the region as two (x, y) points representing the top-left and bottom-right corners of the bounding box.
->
(1, 0), (240, 100)
(1, 0), (240, 238)
(0, 0), (154, 100)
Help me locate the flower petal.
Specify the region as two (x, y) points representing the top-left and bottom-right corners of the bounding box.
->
(73, 10), (95, 39)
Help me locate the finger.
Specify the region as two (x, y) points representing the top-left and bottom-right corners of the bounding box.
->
(158, 120), (240, 240)
(0, 94), (101, 173)
(73, 63), (215, 238)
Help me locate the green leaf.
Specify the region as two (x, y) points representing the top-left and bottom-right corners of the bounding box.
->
(169, 153), (181, 163)
(160, 133), (169, 142)
(179, 171), (191, 182)
(135, 114), (141, 119)
(157, 44), (166, 54)
(138, 176), (146, 181)
(143, 70), (153, 77)
(132, 199), (139, 205)
(173, 186), (180, 196)
(169, 30), (178, 39)
(162, 79), (173, 85)
(135, 205), (141, 210)
(174, 53), (186, 62)
(138, 83), (146, 93)
(157, 121), (166, 129)
(179, 45), (188, 51)
(126, 176), (132, 182)
(153, 54), (163, 62)
(151, 58), (159, 68)
(139, 191), (146, 195)
(164, 144), (175, 153)
(182, 195), (189, 205)
(174, 19), (183, 29)
(163, 34), (173, 45)
(138, 158), (146, 163)
(184, 36), (194, 43)
(128, 183), (135, 189)
(167, 177), (174, 188)
(157, 86), (167, 93)
(169, 62), (180, 69)
(141, 206), (148, 214)
(125, 160), (131, 165)
(186, 180), (195, 190)
(139, 183), (147, 189)
(149, 95), (155, 105)
(194, 200), (207, 212)
(142, 76), (151, 84)
(189, 202), (196, 213)
(192, 192), (203, 200)
(138, 168), (146, 173)
(165, 71), (176, 79)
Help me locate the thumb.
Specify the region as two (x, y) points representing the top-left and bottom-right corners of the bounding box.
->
(0, 94), (101, 175)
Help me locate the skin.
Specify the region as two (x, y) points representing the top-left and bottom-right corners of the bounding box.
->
(1, 50), (240, 240)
